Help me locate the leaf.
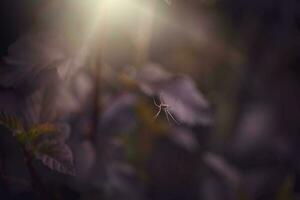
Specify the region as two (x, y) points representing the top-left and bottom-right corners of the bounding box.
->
(158, 77), (213, 125)
(137, 64), (213, 125)
(168, 127), (199, 152)
(1, 31), (85, 85)
(0, 111), (24, 133)
(27, 123), (57, 140)
(35, 142), (75, 176)
(203, 152), (241, 186)
(101, 93), (137, 135)
(0, 115), (75, 175)
(0, 111), (33, 145)
(32, 123), (75, 175)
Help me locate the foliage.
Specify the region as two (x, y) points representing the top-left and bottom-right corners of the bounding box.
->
(0, 111), (74, 175)
(0, 0), (299, 200)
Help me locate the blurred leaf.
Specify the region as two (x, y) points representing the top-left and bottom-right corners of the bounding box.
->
(0, 112), (74, 175)
(27, 123), (56, 140)
(101, 93), (138, 136)
(35, 142), (75, 176)
(0, 31), (86, 102)
(203, 152), (241, 187)
(137, 64), (213, 125)
(168, 127), (199, 152)
(0, 111), (24, 134)
(32, 123), (74, 175)
(159, 77), (212, 125)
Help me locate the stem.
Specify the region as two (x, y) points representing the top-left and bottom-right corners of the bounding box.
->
(134, 0), (157, 68)
(87, 2), (107, 143)
(22, 147), (50, 200)
(89, 58), (101, 142)
(0, 155), (11, 199)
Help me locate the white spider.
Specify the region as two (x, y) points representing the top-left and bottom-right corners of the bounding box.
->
(153, 95), (180, 125)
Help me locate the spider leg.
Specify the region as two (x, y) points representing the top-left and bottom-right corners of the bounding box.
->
(153, 106), (162, 119)
(164, 109), (170, 123)
(165, 109), (180, 125)
(153, 97), (160, 107)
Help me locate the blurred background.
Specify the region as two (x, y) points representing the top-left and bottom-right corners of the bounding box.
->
(0, 0), (300, 199)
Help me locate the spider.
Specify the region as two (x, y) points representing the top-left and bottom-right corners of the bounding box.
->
(153, 95), (180, 125)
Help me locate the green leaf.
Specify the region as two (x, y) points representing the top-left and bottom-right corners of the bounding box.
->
(0, 111), (24, 133)
(0, 112), (74, 175)
(27, 123), (56, 142)
(31, 124), (75, 175)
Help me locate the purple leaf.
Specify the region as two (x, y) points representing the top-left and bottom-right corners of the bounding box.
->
(33, 123), (75, 175)
(137, 64), (213, 125)
(101, 93), (137, 135)
(203, 152), (241, 187)
(0, 31), (84, 89)
(168, 127), (199, 152)
(36, 143), (75, 176)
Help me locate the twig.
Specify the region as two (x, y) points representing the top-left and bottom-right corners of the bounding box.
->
(21, 146), (50, 200)
(135, 0), (157, 67)
(0, 155), (11, 199)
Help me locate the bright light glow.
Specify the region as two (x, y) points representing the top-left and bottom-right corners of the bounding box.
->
(101, 0), (140, 19)
(71, 0), (159, 64)
(102, 0), (136, 10)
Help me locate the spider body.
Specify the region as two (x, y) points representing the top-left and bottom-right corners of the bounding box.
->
(153, 96), (179, 125)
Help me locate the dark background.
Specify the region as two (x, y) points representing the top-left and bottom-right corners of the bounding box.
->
(0, 0), (300, 200)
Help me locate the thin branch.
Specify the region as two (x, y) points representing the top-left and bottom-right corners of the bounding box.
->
(21, 146), (50, 200)
(0, 155), (11, 199)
